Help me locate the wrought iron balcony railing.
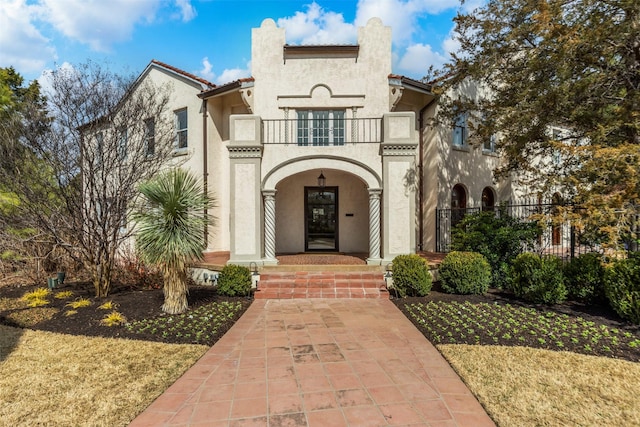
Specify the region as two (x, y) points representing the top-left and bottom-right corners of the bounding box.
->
(262, 117), (382, 145)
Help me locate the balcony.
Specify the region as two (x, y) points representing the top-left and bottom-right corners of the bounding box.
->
(262, 117), (382, 145)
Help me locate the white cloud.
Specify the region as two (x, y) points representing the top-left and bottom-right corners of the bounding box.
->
(277, 2), (357, 45)
(397, 42), (447, 75)
(39, 0), (160, 51)
(198, 57), (215, 82)
(0, 0), (56, 74)
(174, 0), (196, 22)
(216, 61), (252, 85)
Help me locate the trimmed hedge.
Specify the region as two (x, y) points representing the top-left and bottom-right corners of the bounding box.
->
(391, 254), (432, 297)
(509, 253), (567, 304)
(604, 256), (640, 324)
(451, 209), (540, 289)
(216, 264), (251, 297)
(439, 251), (491, 295)
(563, 252), (605, 304)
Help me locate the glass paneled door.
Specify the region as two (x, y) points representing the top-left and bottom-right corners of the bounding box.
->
(305, 187), (338, 251)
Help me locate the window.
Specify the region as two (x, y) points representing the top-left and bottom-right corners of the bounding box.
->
(297, 110), (345, 146)
(95, 132), (104, 165)
(118, 127), (127, 160)
(452, 113), (467, 147)
(483, 134), (496, 153)
(175, 108), (187, 149)
(481, 187), (495, 210)
(144, 118), (155, 155)
(451, 184), (467, 225)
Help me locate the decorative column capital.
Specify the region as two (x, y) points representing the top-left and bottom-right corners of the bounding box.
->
(368, 188), (382, 198)
(262, 189), (277, 199)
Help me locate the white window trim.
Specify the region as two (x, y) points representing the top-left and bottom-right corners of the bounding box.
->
(297, 110), (346, 146)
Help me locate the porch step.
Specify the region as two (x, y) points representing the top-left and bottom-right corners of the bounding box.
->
(254, 271), (389, 299)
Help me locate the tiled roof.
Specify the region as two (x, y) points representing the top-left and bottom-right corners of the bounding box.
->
(150, 59), (215, 88)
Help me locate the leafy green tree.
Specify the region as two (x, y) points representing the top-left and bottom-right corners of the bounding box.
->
(134, 168), (214, 314)
(0, 67), (56, 275)
(435, 0), (640, 249)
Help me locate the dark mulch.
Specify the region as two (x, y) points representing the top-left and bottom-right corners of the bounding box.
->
(0, 280), (252, 346)
(393, 286), (640, 362)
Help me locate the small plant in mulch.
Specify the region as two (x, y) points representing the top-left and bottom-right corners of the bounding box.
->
(65, 310), (78, 317)
(98, 301), (117, 310)
(402, 300), (640, 361)
(65, 298), (92, 309)
(126, 300), (245, 344)
(21, 288), (51, 307)
(100, 311), (127, 327)
(54, 290), (74, 299)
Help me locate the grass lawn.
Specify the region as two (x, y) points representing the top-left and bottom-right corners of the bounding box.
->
(0, 325), (207, 426)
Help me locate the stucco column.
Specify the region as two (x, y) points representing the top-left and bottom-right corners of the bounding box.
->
(263, 189), (278, 264)
(381, 112), (418, 263)
(367, 188), (383, 265)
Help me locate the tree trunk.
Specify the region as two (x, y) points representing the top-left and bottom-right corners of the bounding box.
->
(92, 262), (112, 298)
(162, 265), (189, 314)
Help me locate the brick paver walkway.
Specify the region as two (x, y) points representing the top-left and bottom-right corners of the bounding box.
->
(129, 299), (495, 426)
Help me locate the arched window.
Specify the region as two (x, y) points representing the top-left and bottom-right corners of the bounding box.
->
(481, 187), (495, 211)
(451, 184), (467, 225)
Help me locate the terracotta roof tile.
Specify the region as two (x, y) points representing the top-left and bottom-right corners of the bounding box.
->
(151, 59), (215, 88)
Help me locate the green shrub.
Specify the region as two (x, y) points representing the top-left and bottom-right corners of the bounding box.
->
(563, 252), (605, 304)
(216, 264), (251, 297)
(451, 208), (540, 289)
(604, 257), (640, 324)
(391, 254), (432, 297)
(509, 253), (567, 304)
(439, 251), (491, 295)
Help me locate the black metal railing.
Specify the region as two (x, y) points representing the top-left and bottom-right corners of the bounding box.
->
(262, 117), (382, 145)
(435, 201), (638, 258)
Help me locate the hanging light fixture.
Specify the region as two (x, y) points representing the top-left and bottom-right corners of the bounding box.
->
(317, 170), (326, 188)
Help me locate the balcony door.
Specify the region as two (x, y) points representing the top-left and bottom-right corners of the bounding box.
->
(305, 187), (338, 251)
(297, 110), (345, 146)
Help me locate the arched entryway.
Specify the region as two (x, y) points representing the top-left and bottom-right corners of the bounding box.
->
(273, 169), (369, 254)
(261, 157), (383, 264)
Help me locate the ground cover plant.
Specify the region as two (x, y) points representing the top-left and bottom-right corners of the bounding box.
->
(397, 291), (640, 362)
(0, 280), (251, 345)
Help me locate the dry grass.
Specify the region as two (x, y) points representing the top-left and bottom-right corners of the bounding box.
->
(439, 344), (640, 427)
(0, 325), (207, 427)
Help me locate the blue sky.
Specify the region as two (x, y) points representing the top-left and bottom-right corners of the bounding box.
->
(0, 0), (480, 85)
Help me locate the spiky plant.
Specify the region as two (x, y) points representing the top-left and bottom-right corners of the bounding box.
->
(134, 168), (214, 314)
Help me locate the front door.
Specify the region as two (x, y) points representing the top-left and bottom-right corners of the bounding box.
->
(305, 187), (338, 251)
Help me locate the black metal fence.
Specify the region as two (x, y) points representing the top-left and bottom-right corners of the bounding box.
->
(435, 201), (638, 258)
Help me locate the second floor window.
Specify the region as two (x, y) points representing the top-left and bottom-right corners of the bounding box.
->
(452, 113), (467, 147)
(145, 118), (155, 155)
(118, 127), (127, 160)
(483, 134), (496, 153)
(175, 108), (187, 149)
(297, 110), (345, 146)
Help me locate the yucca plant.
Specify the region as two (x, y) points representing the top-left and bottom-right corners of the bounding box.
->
(134, 168), (214, 314)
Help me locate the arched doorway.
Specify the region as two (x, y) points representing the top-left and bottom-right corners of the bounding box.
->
(451, 184), (467, 226)
(481, 187), (495, 211)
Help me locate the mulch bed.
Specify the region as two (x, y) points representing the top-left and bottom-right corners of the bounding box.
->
(394, 286), (640, 362)
(0, 280), (251, 345)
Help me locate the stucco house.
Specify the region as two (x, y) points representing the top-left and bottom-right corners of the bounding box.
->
(135, 17), (516, 266)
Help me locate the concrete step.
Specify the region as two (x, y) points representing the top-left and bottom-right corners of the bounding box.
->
(254, 271), (389, 299)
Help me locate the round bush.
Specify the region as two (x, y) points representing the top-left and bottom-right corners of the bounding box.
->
(439, 251), (491, 295)
(509, 253), (567, 304)
(216, 264), (251, 297)
(604, 257), (640, 324)
(391, 254), (432, 297)
(563, 252), (605, 304)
